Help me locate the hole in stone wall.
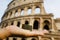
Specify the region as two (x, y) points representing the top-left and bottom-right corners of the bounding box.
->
(13, 37), (17, 40)
(27, 8), (32, 15)
(33, 20), (39, 29)
(22, 38), (25, 40)
(25, 21), (29, 25)
(43, 24), (49, 30)
(5, 23), (8, 27)
(11, 22), (14, 25)
(32, 38), (36, 40)
(10, 12), (12, 16)
(35, 6), (40, 14)
(21, 10), (24, 16)
(43, 20), (50, 30)
(6, 37), (9, 40)
(17, 21), (20, 27)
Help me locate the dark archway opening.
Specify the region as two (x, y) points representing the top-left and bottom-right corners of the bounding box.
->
(17, 22), (20, 27)
(43, 24), (49, 30)
(6, 37), (9, 40)
(44, 20), (50, 24)
(33, 20), (39, 29)
(13, 37), (17, 40)
(25, 21), (29, 25)
(11, 22), (14, 25)
(32, 38), (36, 40)
(22, 38), (25, 40)
(43, 20), (50, 30)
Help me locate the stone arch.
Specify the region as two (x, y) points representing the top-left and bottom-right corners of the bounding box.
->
(33, 20), (39, 29)
(15, 10), (18, 17)
(31, 37), (38, 40)
(17, 21), (20, 27)
(6, 37), (9, 40)
(32, 38), (36, 40)
(13, 37), (17, 40)
(21, 38), (25, 40)
(5, 22), (8, 27)
(25, 20), (29, 25)
(27, 7), (32, 15)
(11, 21), (14, 25)
(43, 20), (50, 30)
(21, 9), (24, 16)
(10, 12), (12, 16)
(35, 6), (40, 14)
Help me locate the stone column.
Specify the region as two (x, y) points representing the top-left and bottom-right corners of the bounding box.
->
(18, 9), (21, 16)
(11, 10), (15, 18)
(8, 21), (11, 26)
(38, 36), (42, 40)
(17, 38), (21, 40)
(24, 7), (28, 15)
(9, 37), (13, 40)
(51, 17), (56, 32)
(7, 12), (10, 19)
(29, 18), (34, 30)
(14, 21), (17, 26)
(39, 17), (43, 30)
(20, 19), (25, 28)
(51, 37), (54, 40)
(32, 5), (36, 15)
(40, 3), (46, 14)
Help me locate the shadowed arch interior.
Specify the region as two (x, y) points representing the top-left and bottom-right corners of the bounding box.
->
(13, 37), (17, 40)
(22, 38), (25, 40)
(32, 38), (36, 40)
(43, 20), (50, 30)
(33, 20), (39, 29)
(25, 21), (29, 24)
(17, 21), (20, 27)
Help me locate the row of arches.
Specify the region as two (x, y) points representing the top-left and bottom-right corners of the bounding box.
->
(6, 37), (37, 40)
(3, 6), (41, 20)
(2, 20), (50, 31)
(11, 7), (40, 16)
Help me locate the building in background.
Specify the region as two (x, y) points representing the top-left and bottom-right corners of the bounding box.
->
(0, 0), (60, 40)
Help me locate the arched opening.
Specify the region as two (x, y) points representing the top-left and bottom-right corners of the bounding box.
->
(15, 10), (18, 17)
(11, 21), (14, 25)
(17, 21), (20, 27)
(21, 9), (24, 16)
(5, 23), (8, 27)
(6, 38), (9, 40)
(43, 20), (50, 30)
(25, 21), (29, 25)
(35, 6), (40, 14)
(44, 20), (50, 24)
(33, 20), (39, 29)
(32, 38), (36, 40)
(10, 12), (12, 16)
(13, 37), (17, 40)
(27, 8), (32, 15)
(22, 38), (25, 40)
(43, 24), (49, 30)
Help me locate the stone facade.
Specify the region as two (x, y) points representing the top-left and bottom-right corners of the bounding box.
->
(0, 0), (60, 40)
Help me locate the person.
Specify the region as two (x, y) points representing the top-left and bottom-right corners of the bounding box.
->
(0, 25), (49, 40)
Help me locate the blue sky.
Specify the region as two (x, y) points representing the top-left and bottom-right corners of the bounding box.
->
(0, 0), (60, 22)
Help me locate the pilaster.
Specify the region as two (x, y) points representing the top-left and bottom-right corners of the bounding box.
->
(32, 5), (36, 15)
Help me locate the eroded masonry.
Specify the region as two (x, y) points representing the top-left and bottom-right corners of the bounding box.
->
(0, 0), (60, 40)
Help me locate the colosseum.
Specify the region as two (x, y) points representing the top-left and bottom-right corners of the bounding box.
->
(0, 0), (60, 40)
